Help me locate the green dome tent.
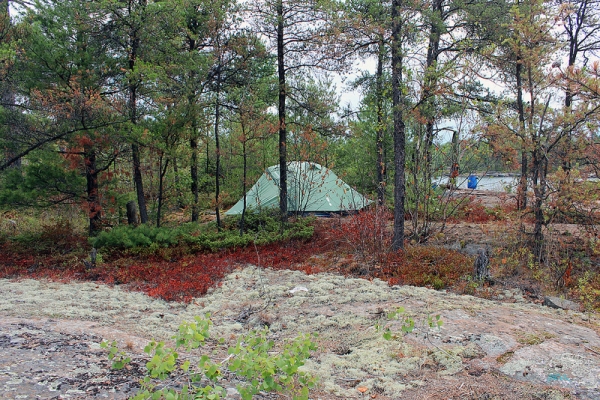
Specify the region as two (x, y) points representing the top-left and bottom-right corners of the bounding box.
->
(225, 162), (372, 215)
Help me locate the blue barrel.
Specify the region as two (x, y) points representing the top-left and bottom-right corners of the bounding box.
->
(467, 175), (478, 189)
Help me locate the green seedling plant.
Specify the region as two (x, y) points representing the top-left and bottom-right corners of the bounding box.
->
(101, 313), (317, 400)
(228, 327), (318, 400)
(100, 340), (131, 370)
(376, 306), (443, 341)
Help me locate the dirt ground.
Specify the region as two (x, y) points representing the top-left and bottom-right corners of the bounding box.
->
(1, 265), (599, 400)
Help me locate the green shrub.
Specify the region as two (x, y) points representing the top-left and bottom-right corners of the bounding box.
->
(102, 314), (317, 400)
(92, 214), (314, 254)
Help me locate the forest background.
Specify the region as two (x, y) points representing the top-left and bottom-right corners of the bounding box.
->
(2, 0), (600, 310)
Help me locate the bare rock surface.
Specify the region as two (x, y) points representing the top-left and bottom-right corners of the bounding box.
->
(1, 266), (599, 399)
(544, 296), (582, 312)
(0, 318), (145, 399)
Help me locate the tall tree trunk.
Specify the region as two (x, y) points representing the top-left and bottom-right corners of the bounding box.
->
(563, 70), (573, 173)
(516, 59), (528, 210)
(531, 97), (551, 262)
(240, 135), (247, 236)
(128, 0), (148, 223)
(172, 156), (184, 209)
(411, 0), (444, 241)
(450, 130), (459, 180)
(132, 143), (148, 223)
(391, 0), (406, 251)
(156, 153), (169, 228)
(423, 0), (442, 176)
(0, 0), (18, 168)
(560, 0), (594, 174)
(205, 135), (210, 175)
(214, 70), (222, 230)
(277, 0), (288, 222)
(84, 145), (102, 236)
(186, 28), (200, 222)
(531, 147), (545, 261)
(190, 135), (199, 221)
(375, 38), (386, 205)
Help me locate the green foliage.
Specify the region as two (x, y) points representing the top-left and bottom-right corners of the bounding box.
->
(100, 340), (131, 370)
(376, 306), (443, 341)
(101, 314), (317, 400)
(375, 306), (414, 340)
(577, 271), (600, 313)
(92, 224), (182, 249)
(0, 150), (84, 207)
(92, 214), (314, 253)
(333, 95), (393, 197)
(227, 328), (318, 400)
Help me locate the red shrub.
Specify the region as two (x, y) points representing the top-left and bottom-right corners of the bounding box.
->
(0, 216), (475, 302)
(447, 198), (491, 223)
(324, 206), (392, 262)
(379, 246), (472, 290)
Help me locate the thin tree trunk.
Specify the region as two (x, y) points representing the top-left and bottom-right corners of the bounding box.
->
(172, 156), (184, 209)
(214, 70), (222, 231)
(84, 146), (102, 236)
(391, 0), (406, 251)
(449, 130), (459, 194)
(531, 97), (551, 262)
(156, 154), (169, 228)
(423, 0), (441, 173)
(128, 0), (148, 223)
(516, 59), (528, 210)
(563, 83), (573, 173)
(132, 143), (148, 223)
(532, 148), (545, 261)
(277, 0), (288, 223)
(190, 135), (199, 221)
(240, 137), (247, 236)
(419, 0), (442, 240)
(187, 28), (200, 222)
(1, 1), (19, 168)
(375, 38), (386, 205)
(561, 0), (587, 174)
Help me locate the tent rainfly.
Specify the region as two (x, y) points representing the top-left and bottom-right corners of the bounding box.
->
(225, 162), (372, 215)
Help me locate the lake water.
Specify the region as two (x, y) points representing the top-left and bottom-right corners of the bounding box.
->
(435, 175), (520, 192)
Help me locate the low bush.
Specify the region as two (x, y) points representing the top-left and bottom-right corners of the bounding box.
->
(573, 270), (600, 313)
(92, 213), (314, 254)
(324, 208), (473, 289)
(1, 210), (474, 302)
(448, 197), (504, 223)
(102, 314), (317, 400)
(330, 206), (392, 263)
(7, 220), (86, 255)
(383, 246), (473, 290)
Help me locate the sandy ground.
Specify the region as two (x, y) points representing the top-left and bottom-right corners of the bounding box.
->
(1, 266), (600, 399)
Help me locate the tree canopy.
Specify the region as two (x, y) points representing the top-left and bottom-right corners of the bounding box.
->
(1, 0), (600, 258)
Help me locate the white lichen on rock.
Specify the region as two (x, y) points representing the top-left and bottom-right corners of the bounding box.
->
(1, 265), (599, 398)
